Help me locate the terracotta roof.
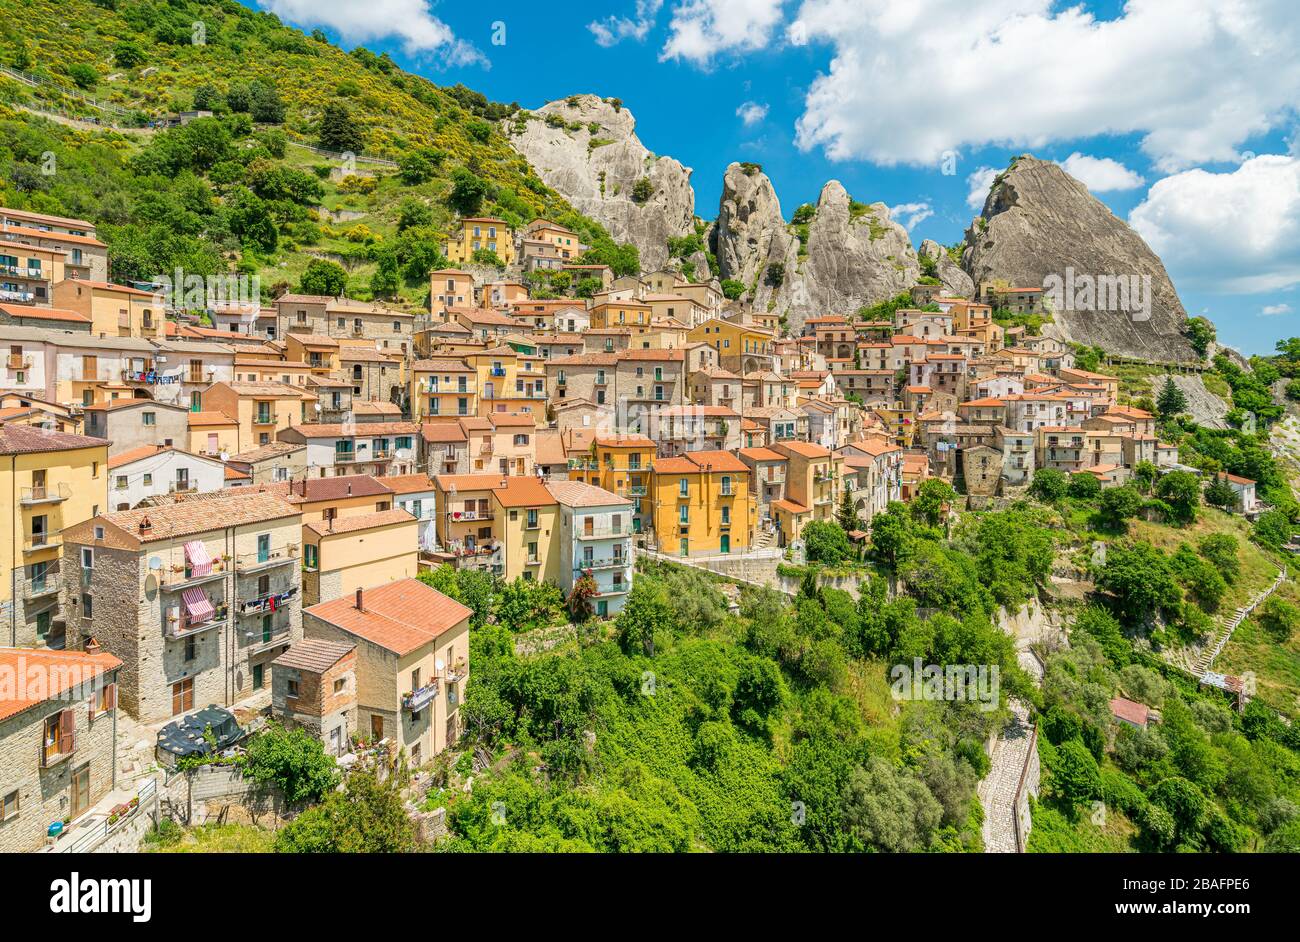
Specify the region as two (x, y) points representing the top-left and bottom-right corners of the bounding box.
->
(0, 425), (107, 455)
(375, 473), (435, 495)
(305, 507), (415, 536)
(433, 472), (510, 492)
(108, 444), (168, 468)
(594, 434), (654, 448)
(304, 578), (472, 656)
(224, 466), (251, 481)
(545, 480), (628, 507)
(772, 498), (811, 515)
(1109, 697), (1150, 727)
(0, 302), (90, 323)
(488, 412), (536, 428)
(776, 440), (832, 459)
(421, 422), (468, 444)
(287, 422), (419, 438)
(0, 648), (121, 722)
(412, 358), (473, 372)
(271, 638), (355, 673)
(228, 442), (303, 463)
(493, 476), (557, 508)
(70, 491), (299, 545)
(738, 447), (784, 461)
(533, 430), (567, 466)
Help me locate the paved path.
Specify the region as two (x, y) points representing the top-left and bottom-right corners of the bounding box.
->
(980, 699), (1035, 853)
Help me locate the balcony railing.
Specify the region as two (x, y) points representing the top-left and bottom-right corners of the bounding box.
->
(158, 559), (228, 588)
(252, 414), (276, 426)
(7, 353), (32, 370)
(21, 482), (71, 504)
(169, 482), (198, 495)
(448, 509), (493, 522)
(237, 585), (299, 615)
(165, 602), (229, 640)
(234, 544), (299, 573)
(576, 556), (628, 572)
(334, 451), (358, 463)
(576, 526), (628, 540)
(23, 573), (60, 601)
(402, 681), (439, 712)
(24, 533), (61, 553)
(243, 619), (292, 653)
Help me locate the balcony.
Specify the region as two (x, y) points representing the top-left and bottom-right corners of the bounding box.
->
(575, 556), (628, 572)
(237, 585), (299, 616)
(24, 533), (62, 553)
(576, 525), (628, 540)
(7, 353), (32, 370)
(0, 288), (34, 302)
(243, 618), (292, 654)
(21, 482), (71, 504)
(334, 451), (358, 464)
(625, 485), (648, 497)
(252, 414), (276, 426)
(448, 509), (493, 522)
(371, 449), (393, 460)
(234, 544), (299, 573)
(168, 482), (198, 495)
(402, 680), (439, 712)
(22, 573), (60, 601)
(158, 560), (228, 589)
(165, 603), (229, 640)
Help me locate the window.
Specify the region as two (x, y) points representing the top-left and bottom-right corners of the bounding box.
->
(172, 675), (195, 712)
(184, 636), (196, 662)
(81, 547), (93, 570)
(1, 790), (17, 822)
(679, 505), (689, 525)
(287, 678), (300, 698)
(333, 678), (347, 695)
(526, 508), (538, 529)
(93, 683), (117, 717)
(81, 593), (92, 617)
(679, 478), (689, 497)
(42, 709), (74, 765)
(304, 543), (318, 570)
(142, 411), (155, 426)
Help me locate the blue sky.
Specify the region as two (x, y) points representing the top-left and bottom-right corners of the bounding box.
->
(246, 1), (1300, 356)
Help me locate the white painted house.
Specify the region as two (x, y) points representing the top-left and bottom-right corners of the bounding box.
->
(107, 445), (229, 510)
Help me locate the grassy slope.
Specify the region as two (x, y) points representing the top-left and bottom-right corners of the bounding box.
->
(0, 0), (607, 307)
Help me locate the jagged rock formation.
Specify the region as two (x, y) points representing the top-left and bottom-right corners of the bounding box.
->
(712, 163), (920, 332)
(919, 239), (974, 298)
(961, 156), (1194, 362)
(1152, 374), (1230, 430)
(504, 94), (694, 271)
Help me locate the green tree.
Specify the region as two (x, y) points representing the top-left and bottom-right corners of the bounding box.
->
(721, 279), (745, 300)
(1156, 377), (1188, 418)
(841, 757), (942, 852)
(1029, 467), (1069, 502)
(318, 102), (364, 153)
(803, 520), (852, 565)
(869, 502), (913, 570)
(495, 578), (565, 633)
(67, 63), (98, 90)
(274, 769), (414, 853)
(243, 722), (340, 804)
(113, 39), (146, 69)
(299, 258), (347, 296)
(448, 167), (490, 216)
(1155, 469), (1201, 525)
(1100, 542), (1182, 626)
(1257, 596), (1300, 642)
(1197, 533), (1240, 584)
(910, 478), (955, 528)
(1133, 460), (1158, 494)
(1098, 484), (1142, 529)
(1185, 316), (1216, 359)
(617, 579), (672, 656)
(1067, 472), (1101, 500)
(631, 177), (654, 203)
(1053, 739), (1102, 807)
(1203, 474), (1237, 510)
(836, 489), (860, 534)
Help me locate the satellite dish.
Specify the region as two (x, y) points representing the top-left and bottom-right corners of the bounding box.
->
(435, 658), (445, 672)
(148, 556), (162, 571)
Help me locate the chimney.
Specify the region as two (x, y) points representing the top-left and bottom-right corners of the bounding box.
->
(138, 515), (152, 535)
(355, 587), (364, 612)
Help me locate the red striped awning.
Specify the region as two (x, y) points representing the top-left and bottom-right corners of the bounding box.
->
(183, 540), (212, 577)
(181, 587), (214, 624)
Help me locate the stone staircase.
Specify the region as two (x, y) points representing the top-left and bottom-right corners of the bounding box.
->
(980, 700), (1036, 853)
(1193, 567), (1286, 677)
(753, 527), (778, 552)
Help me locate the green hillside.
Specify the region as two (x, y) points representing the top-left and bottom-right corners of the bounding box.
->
(0, 0), (631, 308)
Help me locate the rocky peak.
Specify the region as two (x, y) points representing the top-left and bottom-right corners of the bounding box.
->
(961, 155), (1194, 362)
(504, 94), (695, 271)
(713, 166), (920, 332)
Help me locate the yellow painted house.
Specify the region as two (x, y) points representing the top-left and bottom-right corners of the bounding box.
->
(568, 434), (655, 533)
(410, 357), (478, 422)
(464, 345), (546, 421)
(0, 424), (108, 649)
(202, 381), (314, 452)
(650, 449), (753, 556)
(444, 217), (515, 266)
(491, 476), (561, 584)
(688, 319), (775, 374)
(52, 280), (162, 339)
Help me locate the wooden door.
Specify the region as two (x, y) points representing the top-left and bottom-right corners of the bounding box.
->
(70, 764), (91, 820)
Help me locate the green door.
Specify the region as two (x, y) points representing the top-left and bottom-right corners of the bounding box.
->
(262, 613), (273, 643)
(720, 535), (731, 554)
(251, 663), (263, 690)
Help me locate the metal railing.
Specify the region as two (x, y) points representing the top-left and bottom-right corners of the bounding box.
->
(21, 482), (71, 503)
(234, 545), (299, 572)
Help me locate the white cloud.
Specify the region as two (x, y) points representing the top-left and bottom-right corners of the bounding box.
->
(788, 0), (1300, 170)
(1057, 153), (1145, 192)
(1262, 303), (1293, 315)
(1130, 155), (1300, 293)
(589, 0), (664, 47)
(966, 166), (998, 210)
(888, 201), (933, 231)
(257, 0), (485, 65)
(736, 101), (769, 126)
(660, 0), (787, 66)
